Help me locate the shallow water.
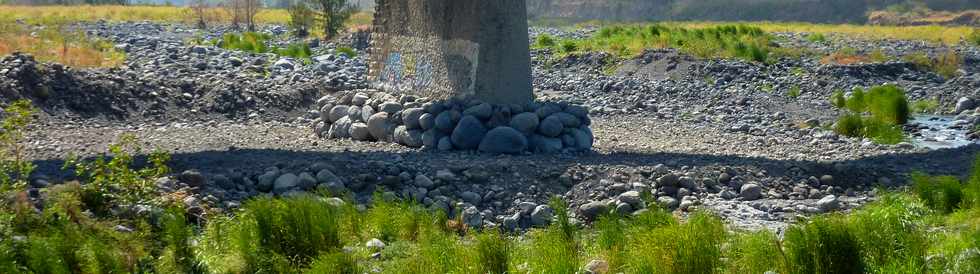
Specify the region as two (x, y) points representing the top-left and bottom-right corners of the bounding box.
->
(909, 115), (974, 150)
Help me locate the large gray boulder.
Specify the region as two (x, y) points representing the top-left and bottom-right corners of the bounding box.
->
(402, 108), (426, 129)
(367, 112), (393, 141)
(529, 134), (563, 154)
(328, 116), (352, 139)
(273, 173), (299, 194)
(350, 123), (372, 141)
(478, 127), (528, 154)
(510, 112), (540, 134)
(328, 105), (349, 123)
(538, 115), (564, 137)
(451, 115), (487, 149)
(739, 183), (763, 201)
(394, 126), (424, 148)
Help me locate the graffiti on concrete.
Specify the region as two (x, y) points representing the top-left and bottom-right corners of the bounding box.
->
(371, 36), (480, 99)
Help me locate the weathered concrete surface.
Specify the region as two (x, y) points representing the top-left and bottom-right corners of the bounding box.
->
(369, 0), (533, 105)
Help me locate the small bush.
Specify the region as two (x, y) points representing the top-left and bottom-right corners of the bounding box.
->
(305, 251), (359, 274)
(869, 49), (890, 63)
(912, 172), (964, 214)
(559, 40), (578, 54)
(64, 134), (170, 214)
(784, 216), (865, 274)
(787, 85), (801, 98)
(527, 197), (579, 273)
(275, 43), (312, 60)
(336, 46), (357, 58)
(626, 211), (725, 273)
(834, 114), (865, 137)
(846, 87), (867, 113)
(0, 100), (34, 193)
(830, 89), (846, 108)
(535, 34), (556, 48)
(904, 50), (962, 79)
(866, 84), (910, 125)
(595, 214), (627, 271)
(805, 32), (827, 43)
(848, 194), (929, 273)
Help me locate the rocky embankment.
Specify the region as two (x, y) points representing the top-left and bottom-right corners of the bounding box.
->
(11, 22), (980, 231)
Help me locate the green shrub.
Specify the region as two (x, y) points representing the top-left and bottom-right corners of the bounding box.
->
(0, 100), (34, 193)
(155, 207), (204, 274)
(784, 216), (865, 274)
(830, 89), (846, 108)
(806, 33), (827, 43)
(64, 134), (170, 214)
(912, 172), (964, 214)
(869, 49), (890, 63)
(276, 43), (312, 60)
(834, 114), (865, 137)
(725, 230), (786, 274)
(863, 118), (906, 145)
(578, 24), (777, 62)
(846, 87), (867, 113)
(527, 197), (580, 274)
(787, 85), (801, 98)
(963, 154), (980, 209)
(595, 214), (627, 271)
(559, 40), (578, 54)
(536, 34), (556, 48)
(336, 46), (357, 58)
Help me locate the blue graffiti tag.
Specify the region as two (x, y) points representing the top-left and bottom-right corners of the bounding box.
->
(380, 52), (403, 85)
(413, 59), (433, 90)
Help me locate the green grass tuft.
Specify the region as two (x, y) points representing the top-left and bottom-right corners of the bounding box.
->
(784, 216), (865, 274)
(805, 32), (827, 43)
(912, 99), (940, 114)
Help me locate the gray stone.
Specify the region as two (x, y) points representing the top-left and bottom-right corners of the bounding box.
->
(437, 137), (454, 151)
(273, 173), (299, 194)
(538, 115), (564, 137)
(347, 106), (363, 122)
(464, 103), (493, 119)
(530, 205), (554, 227)
(328, 116), (352, 139)
(658, 173), (679, 187)
(502, 212), (520, 231)
(552, 112), (581, 128)
(739, 183), (763, 201)
(361, 105), (375, 122)
(212, 175), (234, 189)
(819, 175), (835, 186)
(316, 169), (340, 184)
(615, 202), (633, 215)
(460, 191), (482, 205)
(718, 173), (732, 184)
(350, 123), (372, 141)
(257, 171), (278, 192)
(462, 206), (482, 228)
(379, 102), (403, 114)
(536, 104), (561, 119)
(418, 113), (435, 130)
(657, 196), (680, 209)
(178, 170), (206, 187)
(578, 201), (607, 221)
(478, 127), (528, 154)
(435, 111), (456, 133)
(956, 97), (974, 113)
(367, 112), (393, 141)
(618, 191), (643, 208)
(352, 93), (370, 106)
(366, 238), (386, 249)
(394, 126), (424, 148)
(329, 105), (349, 122)
(720, 190), (737, 200)
(510, 112), (540, 134)
(451, 115), (487, 149)
(529, 134), (563, 154)
(414, 174), (435, 189)
(422, 129), (440, 148)
(571, 128), (594, 150)
(402, 108), (425, 129)
(298, 172), (317, 190)
(816, 195), (840, 212)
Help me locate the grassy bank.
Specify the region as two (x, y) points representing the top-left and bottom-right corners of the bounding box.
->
(0, 22), (124, 68)
(0, 101), (978, 273)
(0, 5), (373, 27)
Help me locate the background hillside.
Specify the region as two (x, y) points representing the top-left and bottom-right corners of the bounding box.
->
(527, 0), (980, 23)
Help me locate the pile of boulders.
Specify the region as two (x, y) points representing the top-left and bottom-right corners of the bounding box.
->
(311, 90), (595, 154)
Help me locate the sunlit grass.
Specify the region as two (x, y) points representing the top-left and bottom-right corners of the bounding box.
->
(0, 23), (124, 68)
(672, 21), (974, 45)
(0, 5), (372, 28)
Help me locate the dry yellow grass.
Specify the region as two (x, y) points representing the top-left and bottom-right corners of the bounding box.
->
(0, 5), (373, 28)
(671, 21), (974, 45)
(0, 24), (125, 68)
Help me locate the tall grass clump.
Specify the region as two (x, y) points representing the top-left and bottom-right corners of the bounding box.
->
(197, 195), (342, 272)
(535, 34), (557, 48)
(969, 28), (980, 46)
(805, 32), (827, 43)
(154, 208), (204, 274)
(912, 172), (965, 214)
(218, 32), (312, 60)
(724, 230), (786, 274)
(595, 214), (627, 271)
(566, 24), (778, 63)
(0, 100), (34, 193)
(847, 194), (929, 273)
(626, 211), (725, 273)
(526, 197), (580, 273)
(831, 85), (909, 144)
(475, 229), (510, 274)
(912, 99), (940, 114)
(0, 22), (125, 68)
(903, 50), (962, 79)
(784, 216), (865, 274)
